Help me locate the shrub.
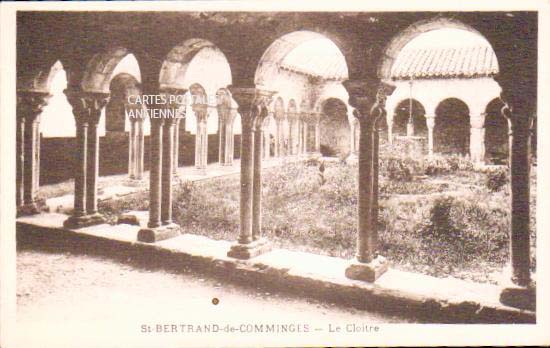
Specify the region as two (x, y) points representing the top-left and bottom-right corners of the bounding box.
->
(485, 166), (509, 192)
(381, 157), (413, 181)
(424, 154), (473, 176)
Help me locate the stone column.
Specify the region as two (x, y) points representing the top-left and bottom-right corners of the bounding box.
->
(275, 117), (284, 157)
(128, 118), (136, 178)
(386, 110), (394, 144)
(227, 87), (275, 259)
(16, 91), (51, 216)
(146, 118), (163, 229)
(499, 102), (535, 310)
(172, 117), (182, 175)
(302, 117), (309, 153)
(193, 104), (209, 171)
(135, 118), (145, 179)
(225, 108), (238, 165)
(252, 112), (267, 240)
(314, 113), (321, 153)
(470, 113), (486, 164)
(63, 91), (109, 228)
(161, 118), (175, 224)
(138, 87), (184, 243)
(342, 80), (395, 282)
(426, 115), (435, 156)
(261, 115), (271, 159)
(218, 105), (227, 165)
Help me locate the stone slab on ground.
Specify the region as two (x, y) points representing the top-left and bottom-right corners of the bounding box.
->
(16, 212), (535, 323)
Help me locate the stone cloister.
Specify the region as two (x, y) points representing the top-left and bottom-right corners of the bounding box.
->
(386, 41), (502, 163)
(16, 12), (536, 308)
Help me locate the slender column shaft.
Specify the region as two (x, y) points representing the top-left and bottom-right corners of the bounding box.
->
(16, 117), (25, 207)
(470, 113), (486, 163)
(74, 122), (88, 217)
(161, 120), (175, 224)
(357, 118), (375, 262)
(218, 116), (226, 164)
(86, 122), (100, 214)
(303, 121), (309, 152)
(23, 119), (39, 205)
(148, 120), (163, 228)
(136, 119), (144, 179)
(128, 120), (136, 178)
(194, 110), (208, 170)
(315, 119), (321, 153)
(426, 116), (435, 156)
(172, 119), (180, 174)
(33, 128), (41, 194)
(252, 123), (263, 239)
(239, 114), (255, 244)
(224, 116), (235, 165)
(507, 115), (532, 286)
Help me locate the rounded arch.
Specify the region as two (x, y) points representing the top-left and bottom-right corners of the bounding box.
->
(274, 96), (285, 119)
(484, 97), (509, 164)
(379, 17), (495, 81)
(319, 97), (350, 157)
(434, 98), (470, 156)
(81, 47), (141, 93)
(287, 99), (297, 114)
(254, 30), (349, 88)
(159, 38), (232, 95)
(393, 98), (427, 137)
(105, 73), (142, 133)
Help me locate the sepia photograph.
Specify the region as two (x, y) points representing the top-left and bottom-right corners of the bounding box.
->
(1, 1), (549, 347)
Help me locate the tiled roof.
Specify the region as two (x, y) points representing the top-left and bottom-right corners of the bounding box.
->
(278, 38), (348, 81)
(391, 46), (499, 80)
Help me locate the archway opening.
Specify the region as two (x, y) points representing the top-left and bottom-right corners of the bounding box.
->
(393, 98), (427, 137)
(484, 98), (509, 164)
(319, 98), (350, 157)
(434, 98), (470, 156)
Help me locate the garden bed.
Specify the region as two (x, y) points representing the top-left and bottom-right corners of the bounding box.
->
(98, 154), (537, 284)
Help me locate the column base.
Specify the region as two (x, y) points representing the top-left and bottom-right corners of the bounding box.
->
(63, 213), (106, 229)
(17, 200), (48, 217)
(345, 256), (389, 282)
(227, 238), (271, 260)
(500, 284), (536, 311)
(137, 223), (180, 243)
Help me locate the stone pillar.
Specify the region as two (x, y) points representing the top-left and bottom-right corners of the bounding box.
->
(426, 115), (435, 156)
(314, 113), (321, 153)
(161, 118), (175, 224)
(342, 80), (395, 282)
(302, 117), (309, 153)
(138, 87), (184, 243)
(499, 102), (535, 310)
(16, 91), (51, 216)
(470, 113), (486, 164)
(406, 118), (415, 137)
(128, 114), (145, 180)
(63, 91), (109, 228)
(172, 117), (182, 175)
(136, 118), (145, 179)
(387, 110), (394, 144)
(225, 108), (238, 165)
(227, 87), (275, 259)
(146, 118), (163, 229)
(252, 112), (266, 240)
(193, 104), (209, 171)
(288, 113), (297, 155)
(275, 118), (284, 157)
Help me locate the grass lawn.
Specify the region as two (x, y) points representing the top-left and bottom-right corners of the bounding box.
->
(95, 152), (536, 284)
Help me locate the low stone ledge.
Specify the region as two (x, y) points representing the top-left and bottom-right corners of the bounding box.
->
(16, 215), (536, 324)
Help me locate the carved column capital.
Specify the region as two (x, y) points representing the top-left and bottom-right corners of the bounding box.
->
(343, 79), (395, 124)
(17, 91), (52, 122)
(425, 114), (436, 129)
(228, 87), (275, 129)
(64, 90), (110, 125)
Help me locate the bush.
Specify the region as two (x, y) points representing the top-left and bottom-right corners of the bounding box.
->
(485, 167), (509, 192)
(424, 154), (473, 176)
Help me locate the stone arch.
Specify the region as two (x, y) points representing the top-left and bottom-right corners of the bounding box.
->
(484, 97), (509, 164)
(81, 47), (141, 93)
(159, 38), (232, 95)
(378, 17), (495, 81)
(392, 98), (427, 137)
(434, 98), (470, 156)
(254, 30), (349, 89)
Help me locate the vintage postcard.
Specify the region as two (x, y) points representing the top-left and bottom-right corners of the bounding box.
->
(1, 0), (549, 347)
